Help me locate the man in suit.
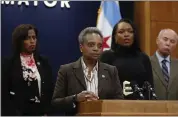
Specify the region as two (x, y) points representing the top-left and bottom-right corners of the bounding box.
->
(150, 28), (178, 100)
(52, 27), (123, 115)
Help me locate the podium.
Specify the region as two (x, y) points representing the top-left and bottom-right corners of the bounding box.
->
(77, 100), (178, 116)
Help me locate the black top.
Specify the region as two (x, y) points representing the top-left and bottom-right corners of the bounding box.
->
(100, 46), (153, 88)
(1, 53), (54, 116)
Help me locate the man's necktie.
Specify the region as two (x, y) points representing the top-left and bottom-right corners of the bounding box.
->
(162, 59), (169, 83)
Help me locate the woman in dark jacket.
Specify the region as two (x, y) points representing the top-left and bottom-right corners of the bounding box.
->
(2, 24), (54, 116)
(100, 18), (153, 100)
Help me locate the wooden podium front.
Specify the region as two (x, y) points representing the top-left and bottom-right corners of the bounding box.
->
(77, 100), (178, 116)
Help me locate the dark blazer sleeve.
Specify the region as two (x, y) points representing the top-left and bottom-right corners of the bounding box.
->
(51, 65), (76, 113)
(141, 53), (154, 86)
(111, 66), (124, 99)
(1, 57), (17, 116)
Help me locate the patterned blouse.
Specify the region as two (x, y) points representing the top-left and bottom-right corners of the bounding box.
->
(20, 53), (41, 103)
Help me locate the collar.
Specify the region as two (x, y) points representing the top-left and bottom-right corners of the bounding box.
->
(20, 53), (33, 58)
(81, 57), (98, 72)
(156, 51), (170, 63)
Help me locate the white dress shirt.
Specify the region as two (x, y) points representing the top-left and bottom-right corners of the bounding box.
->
(81, 58), (98, 96)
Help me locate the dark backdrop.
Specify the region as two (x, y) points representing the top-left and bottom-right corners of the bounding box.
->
(1, 1), (134, 82)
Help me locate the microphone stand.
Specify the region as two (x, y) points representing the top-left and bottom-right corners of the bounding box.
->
(147, 85), (151, 100)
(132, 87), (144, 100)
(143, 81), (157, 100)
(130, 81), (145, 100)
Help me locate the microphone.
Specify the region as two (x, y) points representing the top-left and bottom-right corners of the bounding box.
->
(130, 81), (144, 100)
(143, 81), (157, 100)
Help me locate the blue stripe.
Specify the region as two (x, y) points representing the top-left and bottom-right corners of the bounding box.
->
(102, 1), (122, 27)
(162, 62), (169, 83)
(162, 66), (168, 72)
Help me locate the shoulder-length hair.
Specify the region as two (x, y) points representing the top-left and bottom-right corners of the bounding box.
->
(12, 24), (38, 54)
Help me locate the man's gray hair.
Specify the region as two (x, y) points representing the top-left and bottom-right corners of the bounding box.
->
(78, 27), (103, 44)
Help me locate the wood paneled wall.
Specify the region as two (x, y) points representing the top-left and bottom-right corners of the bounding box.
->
(134, 1), (178, 58)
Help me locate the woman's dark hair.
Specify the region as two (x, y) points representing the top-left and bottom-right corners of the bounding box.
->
(111, 18), (141, 52)
(12, 24), (38, 54)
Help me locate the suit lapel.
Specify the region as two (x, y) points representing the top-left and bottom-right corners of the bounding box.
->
(168, 58), (177, 90)
(11, 55), (26, 101)
(73, 58), (87, 90)
(13, 55), (24, 82)
(98, 62), (107, 96)
(34, 54), (44, 92)
(151, 54), (168, 88)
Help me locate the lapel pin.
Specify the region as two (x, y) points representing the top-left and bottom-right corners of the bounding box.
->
(102, 75), (105, 78)
(37, 62), (40, 66)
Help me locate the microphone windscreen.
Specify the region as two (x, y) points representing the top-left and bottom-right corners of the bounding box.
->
(130, 81), (137, 88)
